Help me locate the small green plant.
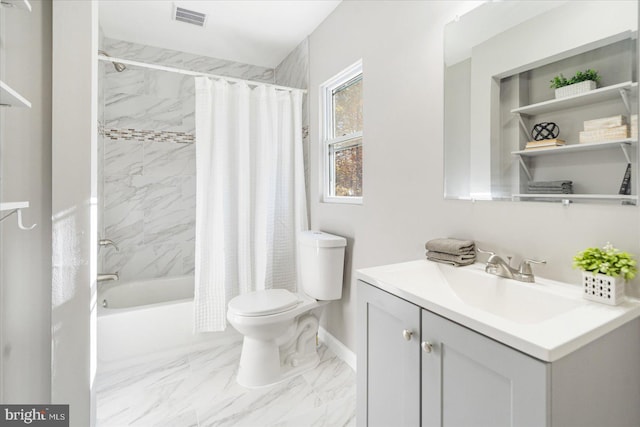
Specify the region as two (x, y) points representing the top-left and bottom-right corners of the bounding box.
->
(573, 242), (637, 281)
(550, 69), (601, 89)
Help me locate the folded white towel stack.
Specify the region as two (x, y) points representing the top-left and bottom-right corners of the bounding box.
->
(425, 238), (476, 267)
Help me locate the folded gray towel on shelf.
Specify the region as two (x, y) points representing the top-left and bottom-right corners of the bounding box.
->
(427, 255), (475, 267)
(528, 180), (572, 189)
(527, 187), (572, 194)
(425, 238), (475, 255)
(426, 250), (476, 265)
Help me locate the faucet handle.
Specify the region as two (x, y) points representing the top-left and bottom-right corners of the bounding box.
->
(519, 258), (547, 275)
(476, 247), (495, 256)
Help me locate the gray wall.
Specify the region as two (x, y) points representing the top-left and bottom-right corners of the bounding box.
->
(309, 0), (640, 352)
(0, 0), (52, 402)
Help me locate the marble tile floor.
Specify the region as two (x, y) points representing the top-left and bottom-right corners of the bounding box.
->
(96, 331), (356, 427)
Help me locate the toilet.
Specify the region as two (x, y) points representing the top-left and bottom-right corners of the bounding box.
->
(227, 230), (347, 388)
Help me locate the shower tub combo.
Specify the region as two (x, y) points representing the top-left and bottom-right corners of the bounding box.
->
(97, 275), (216, 363)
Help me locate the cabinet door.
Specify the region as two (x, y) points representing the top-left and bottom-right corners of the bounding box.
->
(357, 281), (421, 427)
(421, 309), (549, 427)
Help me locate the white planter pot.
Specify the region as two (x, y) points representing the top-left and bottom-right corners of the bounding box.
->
(555, 80), (597, 99)
(582, 272), (625, 305)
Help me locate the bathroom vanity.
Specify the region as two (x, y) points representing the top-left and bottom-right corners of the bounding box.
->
(356, 260), (640, 427)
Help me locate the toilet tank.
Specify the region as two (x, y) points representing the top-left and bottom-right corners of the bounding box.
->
(298, 231), (347, 301)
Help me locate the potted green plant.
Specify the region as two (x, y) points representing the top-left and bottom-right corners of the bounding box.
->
(550, 69), (601, 99)
(573, 242), (636, 305)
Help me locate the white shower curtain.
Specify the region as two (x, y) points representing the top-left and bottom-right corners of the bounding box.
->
(194, 77), (308, 332)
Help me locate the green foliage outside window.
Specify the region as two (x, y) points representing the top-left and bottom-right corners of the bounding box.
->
(331, 76), (363, 197)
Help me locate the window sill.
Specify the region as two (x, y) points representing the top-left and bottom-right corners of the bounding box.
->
(322, 196), (363, 205)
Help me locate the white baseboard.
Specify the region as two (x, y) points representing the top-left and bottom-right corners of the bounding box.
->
(318, 326), (356, 372)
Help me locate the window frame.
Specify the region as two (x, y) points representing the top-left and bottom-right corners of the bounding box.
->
(320, 60), (363, 204)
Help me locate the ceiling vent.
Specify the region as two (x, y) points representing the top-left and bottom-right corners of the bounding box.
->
(173, 5), (207, 27)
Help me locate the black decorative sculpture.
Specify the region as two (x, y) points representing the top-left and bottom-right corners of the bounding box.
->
(531, 122), (560, 140)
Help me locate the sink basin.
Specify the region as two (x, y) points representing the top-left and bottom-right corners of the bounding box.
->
(357, 259), (640, 362)
(436, 263), (583, 324)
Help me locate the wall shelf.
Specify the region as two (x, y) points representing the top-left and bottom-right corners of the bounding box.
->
(0, 201), (29, 211)
(512, 139), (636, 157)
(0, 201), (36, 229)
(511, 81), (637, 116)
(513, 194), (637, 204)
(0, 80), (31, 108)
(0, 0), (31, 12)
(513, 139), (636, 181)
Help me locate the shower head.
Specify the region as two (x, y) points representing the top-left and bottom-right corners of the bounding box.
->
(98, 50), (127, 72)
(113, 62), (126, 73)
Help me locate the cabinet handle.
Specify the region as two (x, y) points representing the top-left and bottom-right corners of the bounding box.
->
(422, 341), (433, 353)
(402, 329), (413, 341)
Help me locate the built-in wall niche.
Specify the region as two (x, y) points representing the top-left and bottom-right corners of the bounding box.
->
(498, 35), (638, 204)
(443, 0), (639, 205)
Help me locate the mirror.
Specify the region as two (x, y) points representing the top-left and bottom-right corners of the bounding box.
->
(444, 1), (638, 204)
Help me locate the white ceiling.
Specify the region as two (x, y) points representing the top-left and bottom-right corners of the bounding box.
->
(98, 0), (342, 69)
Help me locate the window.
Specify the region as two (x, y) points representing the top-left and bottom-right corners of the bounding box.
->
(321, 61), (363, 203)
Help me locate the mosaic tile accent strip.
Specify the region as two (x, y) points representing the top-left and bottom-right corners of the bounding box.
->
(104, 127), (195, 144)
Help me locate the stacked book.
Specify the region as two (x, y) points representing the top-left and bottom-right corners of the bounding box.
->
(579, 115), (628, 143)
(527, 180), (573, 194)
(632, 114), (637, 140)
(524, 139), (566, 150)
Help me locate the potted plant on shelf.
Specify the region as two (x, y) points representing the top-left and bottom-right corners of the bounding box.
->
(573, 242), (637, 305)
(550, 69), (601, 99)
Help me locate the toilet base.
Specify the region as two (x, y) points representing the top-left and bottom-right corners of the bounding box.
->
(237, 342), (320, 389)
(236, 313), (321, 388)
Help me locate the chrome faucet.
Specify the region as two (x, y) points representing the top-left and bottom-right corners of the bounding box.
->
(98, 238), (119, 251)
(477, 248), (546, 283)
(97, 273), (119, 283)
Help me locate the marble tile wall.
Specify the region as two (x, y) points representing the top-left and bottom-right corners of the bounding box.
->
(103, 37), (275, 84)
(275, 38), (311, 214)
(98, 35), (105, 274)
(99, 39), (277, 281)
(99, 38), (309, 281)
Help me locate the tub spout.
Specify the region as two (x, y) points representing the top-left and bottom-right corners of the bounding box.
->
(97, 273), (119, 282)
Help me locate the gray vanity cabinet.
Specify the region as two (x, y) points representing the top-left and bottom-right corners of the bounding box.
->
(358, 279), (640, 427)
(357, 280), (547, 427)
(421, 309), (548, 427)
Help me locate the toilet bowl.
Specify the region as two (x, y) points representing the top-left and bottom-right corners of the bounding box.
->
(227, 230), (347, 388)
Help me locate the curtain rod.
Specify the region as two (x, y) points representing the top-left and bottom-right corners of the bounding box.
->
(97, 55), (308, 94)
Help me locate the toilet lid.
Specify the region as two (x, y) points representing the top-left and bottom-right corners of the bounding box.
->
(228, 289), (300, 316)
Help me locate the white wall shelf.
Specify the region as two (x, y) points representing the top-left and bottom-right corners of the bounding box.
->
(0, 80), (31, 108)
(513, 194), (637, 204)
(0, 201), (36, 229)
(512, 138), (636, 184)
(0, 201), (30, 211)
(511, 81), (637, 116)
(512, 139), (636, 157)
(0, 0), (31, 12)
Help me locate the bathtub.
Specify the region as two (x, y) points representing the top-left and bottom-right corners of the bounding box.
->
(97, 275), (216, 363)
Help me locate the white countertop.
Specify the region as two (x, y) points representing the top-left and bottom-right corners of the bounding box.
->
(357, 259), (640, 362)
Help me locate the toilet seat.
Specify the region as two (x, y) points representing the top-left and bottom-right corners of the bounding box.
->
(228, 289), (300, 317)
